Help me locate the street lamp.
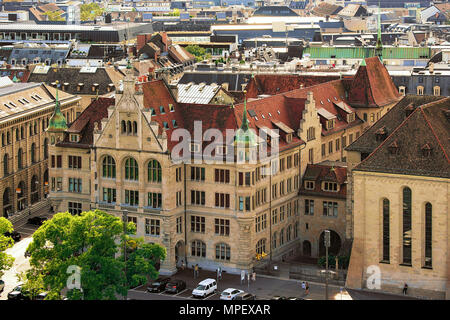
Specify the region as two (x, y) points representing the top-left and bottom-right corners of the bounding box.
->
(122, 209), (128, 300)
(324, 230), (331, 300)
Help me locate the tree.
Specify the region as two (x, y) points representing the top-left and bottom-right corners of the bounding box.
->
(23, 210), (164, 300)
(43, 11), (65, 22)
(185, 45), (211, 62)
(0, 217), (15, 278)
(80, 3), (104, 22)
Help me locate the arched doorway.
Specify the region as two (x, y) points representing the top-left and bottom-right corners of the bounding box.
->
(16, 181), (26, 212)
(319, 230), (341, 256)
(31, 175), (39, 204)
(3, 188), (12, 217)
(175, 240), (185, 268)
(303, 240), (312, 256)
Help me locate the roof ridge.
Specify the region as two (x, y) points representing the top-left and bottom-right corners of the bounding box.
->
(419, 106), (450, 164)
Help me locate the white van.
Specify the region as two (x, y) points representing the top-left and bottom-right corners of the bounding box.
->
(192, 278), (217, 298)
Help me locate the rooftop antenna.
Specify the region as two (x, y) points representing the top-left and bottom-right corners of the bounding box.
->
(375, 1), (383, 61)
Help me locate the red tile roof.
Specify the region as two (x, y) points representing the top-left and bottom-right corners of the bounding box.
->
(347, 57), (402, 108)
(300, 163), (347, 199)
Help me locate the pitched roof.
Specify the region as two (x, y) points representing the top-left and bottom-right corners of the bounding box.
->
(346, 95), (445, 154)
(354, 97), (450, 178)
(300, 163), (347, 199)
(347, 57), (402, 108)
(313, 2), (343, 16)
(58, 97), (115, 148)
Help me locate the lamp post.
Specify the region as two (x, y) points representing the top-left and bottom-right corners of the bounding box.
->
(122, 209), (128, 300)
(324, 230), (330, 301)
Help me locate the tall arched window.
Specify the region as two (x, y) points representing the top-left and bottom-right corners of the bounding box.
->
(31, 143), (36, 163)
(30, 175), (38, 204)
(1, 133), (5, 146)
(102, 156), (116, 178)
(294, 222), (299, 238)
(127, 121), (132, 134)
(6, 131), (10, 144)
(280, 228), (285, 245)
(148, 160), (161, 183)
(215, 243), (230, 261)
(424, 202), (432, 267)
(287, 225), (292, 242)
(382, 198), (390, 262)
(132, 121), (137, 135)
(20, 126), (24, 139)
(256, 238), (266, 255)
(191, 240), (206, 257)
(125, 158), (138, 180)
(3, 153), (8, 176)
(43, 138), (48, 159)
(16, 181), (26, 211)
(15, 128), (19, 141)
(3, 188), (12, 217)
(402, 187), (412, 265)
(121, 120), (126, 133)
(17, 148), (23, 169)
(272, 232), (277, 249)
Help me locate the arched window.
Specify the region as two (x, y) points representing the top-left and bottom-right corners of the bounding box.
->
(29, 123), (32, 136)
(191, 240), (206, 257)
(1, 133), (4, 146)
(148, 160), (162, 183)
(31, 175), (38, 204)
(17, 148), (23, 169)
(125, 158), (139, 180)
(127, 121), (132, 134)
(424, 202), (432, 267)
(102, 156), (116, 178)
(132, 121), (137, 135)
(16, 181), (26, 211)
(3, 188), (12, 217)
(280, 228), (285, 245)
(6, 131), (10, 144)
(34, 121), (37, 134)
(3, 153), (8, 176)
(20, 126), (24, 139)
(15, 128), (19, 141)
(256, 238), (266, 255)
(294, 222), (299, 238)
(287, 225), (292, 242)
(402, 187), (412, 265)
(43, 138), (48, 159)
(121, 120), (126, 133)
(31, 143), (36, 163)
(382, 198), (390, 262)
(215, 243), (230, 261)
(272, 232), (277, 249)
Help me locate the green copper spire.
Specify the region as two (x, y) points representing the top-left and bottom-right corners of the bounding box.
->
(47, 81), (68, 131)
(234, 93), (256, 147)
(240, 96), (249, 131)
(375, 2), (383, 61)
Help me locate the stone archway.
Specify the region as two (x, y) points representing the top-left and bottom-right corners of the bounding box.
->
(303, 240), (312, 256)
(319, 230), (341, 257)
(175, 240), (185, 268)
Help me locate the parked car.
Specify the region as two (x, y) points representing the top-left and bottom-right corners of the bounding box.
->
(165, 280), (186, 294)
(287, 297), (304, 300)
(220, 288), (244, 300)
(147, 277), (171, 293)
(270, 296), (286, 300)
(27, 216), (47, 226)
(192, 278), (217, 298)
(4, 231), (21, 242)
(233, 292), (256, 300)
(0, 280), (4, 293)
(34, 292), (48, 300)
(7, 284), (30, 300)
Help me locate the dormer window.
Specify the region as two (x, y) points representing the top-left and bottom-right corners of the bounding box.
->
(286, 133), (292, 143)
(169, 104), (175, 112)
(305, 181), (315, 190)
(388, 140), (399, 155)
(323, 182), (338, 192)
(172, 120), (178, 128)
(107, 83), (114, 92)
(70, 134), (79, 142)
(92, 83), (99, 92)
(163, 121), (169, 129)
(375, 126), (388, 142)
(150, 108), (156, 116)
(347, 113), (355, 123)
(159, 106), (165, 114)
(77, 83), (84, 92)
(327, 119), (335, 130)
(421, 143), (432, 157)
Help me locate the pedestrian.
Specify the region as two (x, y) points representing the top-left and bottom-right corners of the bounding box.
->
(195, 264), (199, 278)
(301, 281), (306, 292)
(181, 260), (185, 270)
(403, 283), (408, 295)
(305, 282), (309, 295)
(252, 271), (256, 282)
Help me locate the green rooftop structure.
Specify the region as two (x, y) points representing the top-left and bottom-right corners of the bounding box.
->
(303, 46), (432, 60)
(47, 82), (68, 132)
(234, 97), (257, 148)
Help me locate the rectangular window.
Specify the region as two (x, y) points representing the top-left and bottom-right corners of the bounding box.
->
(214, 218), (230, 236)
(328, 141), (333, 154)
(215, 193), (230, 208)
(191, 190), (205, 205)
(342, 136), (347, 148)
(145, 219), (160, 236)
(68, 178), (82, 193)
(56, 155), (62, 168)
(255, 214), (267, 233)
(190, 166), (205, 181)
(214, 169), (230, 183)
(176, 191), (182, 207)
(51, 155), (55, 168)
(175, 167), (182, 182)
(323, 182), (338, 192)
(102, 188), (116, 203)
(280, 205), (285, 221)
(305, 199), (314, 215)
(321, 143), (326, 157)
(190, 216), (205, 233)
(125, 190), (139, 206)
(335, 138), (340, 152)
(68, 156), (82, 169)
(272, 209), (278, 224)
(147, 192), (162, 208)
(323, 201), (338, 217)
(68, 202), (82, 215)
(308, 148), (314, 163)
(382, 199), (390, 262)
(176, 216), (182, 234)
(424, 203), (432, 267)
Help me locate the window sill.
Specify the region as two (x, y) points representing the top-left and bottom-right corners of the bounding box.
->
(399, 263), (412, 267)
(379, 260), (390, 264)
(421, 266), (433, 270)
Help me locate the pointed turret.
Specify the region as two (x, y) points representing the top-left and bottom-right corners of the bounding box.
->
(234, 94), (257, 148)
(47, 81), (68, 132)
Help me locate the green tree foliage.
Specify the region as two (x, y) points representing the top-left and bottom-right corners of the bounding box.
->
(0, 217), (15, 278)
(43, 11), (65, 21)
(185, 45), (211, 62)
(24, 210), (165, 300)
(80, 3), (104, 21)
